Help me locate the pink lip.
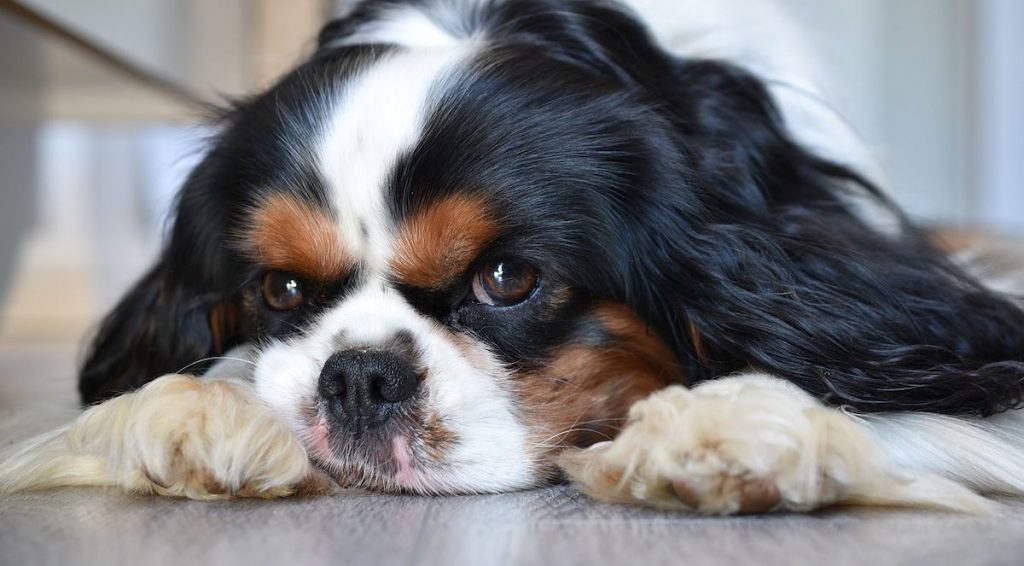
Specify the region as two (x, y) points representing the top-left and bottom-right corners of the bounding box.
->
(392, 435), (421, 488)
(305, 419), (436, 492)
(392, 435), (413, 468)
(305, 417), (332, 460)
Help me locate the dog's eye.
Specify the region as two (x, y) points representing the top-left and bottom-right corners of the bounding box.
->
(262, 271), (305, 311)
(472, 260), (538, 306)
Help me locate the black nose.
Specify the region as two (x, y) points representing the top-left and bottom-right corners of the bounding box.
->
(318, 349), (419, 434)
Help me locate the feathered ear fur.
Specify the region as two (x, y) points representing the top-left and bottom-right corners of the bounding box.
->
(79, 155), (242, 405)
(610, 27), (1024, 416)
(78, 264), (238, 405)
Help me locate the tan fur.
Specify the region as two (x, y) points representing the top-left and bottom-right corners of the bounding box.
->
(390, 194), (500, 289)
(244, 193), (354, 282)
(0, 375), (330, 499)
(559, 374), (996, 515)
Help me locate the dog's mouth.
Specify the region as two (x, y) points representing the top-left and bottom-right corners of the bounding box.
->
(300, 404), (467, 494)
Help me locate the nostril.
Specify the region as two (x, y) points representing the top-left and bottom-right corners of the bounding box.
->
(369, 359), (419, 404)
(317, 348), (420, 432)
(318, 367), (345, 398)
(382, 375), (416, 404)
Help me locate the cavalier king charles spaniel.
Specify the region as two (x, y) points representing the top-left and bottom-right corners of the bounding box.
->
(3, 0), (1024, 515)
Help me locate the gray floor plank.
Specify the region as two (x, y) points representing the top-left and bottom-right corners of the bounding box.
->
(3, 487), (1024, 566)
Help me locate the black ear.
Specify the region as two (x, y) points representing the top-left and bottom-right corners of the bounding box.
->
(623, 54), (1024, 416)
(78, 261), (239, 405)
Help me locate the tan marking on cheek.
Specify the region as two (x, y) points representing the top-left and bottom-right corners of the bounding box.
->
(208, 300), (239, 354)
(687, 320), (710, 366)
(518, 301), (683, 455)
(420, 414), (459, 463)
(245, 193), (353, 281)
(390, 194), (500, 289)
(591, 302), (686, 384)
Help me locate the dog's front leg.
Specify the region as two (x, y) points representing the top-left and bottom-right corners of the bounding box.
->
(0, 374), (327, 499)
(559, 373), (994, 514)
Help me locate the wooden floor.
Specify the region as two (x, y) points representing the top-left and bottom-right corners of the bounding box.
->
(2, 485), (1024, 566)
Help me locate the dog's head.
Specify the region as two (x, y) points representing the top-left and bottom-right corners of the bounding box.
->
(80, 0), (1024, 493)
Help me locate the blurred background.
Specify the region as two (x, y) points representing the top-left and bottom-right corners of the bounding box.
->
(0, 0), (1021, 408)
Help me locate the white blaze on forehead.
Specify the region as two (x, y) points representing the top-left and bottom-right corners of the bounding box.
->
(318, 45), (469, 274)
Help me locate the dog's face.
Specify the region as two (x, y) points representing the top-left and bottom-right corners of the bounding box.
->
(80, 0), (1024, 494)
(242, 35), (683, 490)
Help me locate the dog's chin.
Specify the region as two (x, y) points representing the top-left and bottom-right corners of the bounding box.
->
(311, 442), (458, 495)
(300, 407), (551, 495)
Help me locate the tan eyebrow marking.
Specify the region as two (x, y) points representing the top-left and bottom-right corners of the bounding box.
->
(390, 194), (500, 289)
(245, 193), (354, 281)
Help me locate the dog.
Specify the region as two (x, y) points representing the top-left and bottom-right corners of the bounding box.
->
(2, 0), (1024, 515)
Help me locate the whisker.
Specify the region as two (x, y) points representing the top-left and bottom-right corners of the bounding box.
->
(175, 356), (257, 374)
(530, 416), (628, 449)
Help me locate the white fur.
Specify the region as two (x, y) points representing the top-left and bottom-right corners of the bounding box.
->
(859, 410), (1024, 497)
(955, 244), (1024, 298)
(318, 45), (468, 274)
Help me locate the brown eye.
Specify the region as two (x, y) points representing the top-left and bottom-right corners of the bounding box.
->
(262, 271), (305, 311)
(472, 260), (538, 306)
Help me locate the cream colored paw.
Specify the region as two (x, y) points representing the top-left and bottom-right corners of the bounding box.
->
(559, 374), (994, 515)
(0, 375), (329, 499)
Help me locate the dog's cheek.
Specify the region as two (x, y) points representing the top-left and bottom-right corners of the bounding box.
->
(252, 340), (325, 431)
(516, 301), (684, 452)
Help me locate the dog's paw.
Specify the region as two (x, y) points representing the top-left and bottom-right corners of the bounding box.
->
(2, 374), (329, 499)
(559, 375), (831, 514)
(89, 374), (330, 499)
(559, 374), (993, 515)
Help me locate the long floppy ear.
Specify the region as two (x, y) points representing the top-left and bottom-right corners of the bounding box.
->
(478, 2), (1024, 416)
(79, 155), (241, 405)
(627, 55), (1024, 416)
(78, 263), (238, 404)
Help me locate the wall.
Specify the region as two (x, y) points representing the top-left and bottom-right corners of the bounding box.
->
(975, 0), (1024, 235)
(0, 13), (43, 305)
(778, 0), (976, 227)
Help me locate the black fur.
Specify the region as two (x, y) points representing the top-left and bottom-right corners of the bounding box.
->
(81, 0), (1024, 416)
